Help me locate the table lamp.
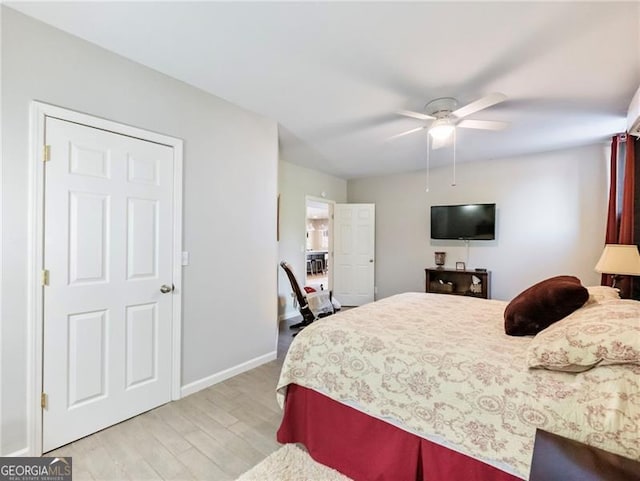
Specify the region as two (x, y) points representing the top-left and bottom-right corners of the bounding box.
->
(595, 244), (640, 289)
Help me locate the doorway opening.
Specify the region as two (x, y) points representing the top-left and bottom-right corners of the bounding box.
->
(305, 197), (333, 291)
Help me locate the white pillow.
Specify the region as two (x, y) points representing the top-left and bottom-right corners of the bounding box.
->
(584, 285), (621, 305)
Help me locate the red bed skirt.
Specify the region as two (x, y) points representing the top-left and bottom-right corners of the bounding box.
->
(277, 384), (524, 481)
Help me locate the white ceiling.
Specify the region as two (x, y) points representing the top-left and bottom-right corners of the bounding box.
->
(9, 1), (640, 179)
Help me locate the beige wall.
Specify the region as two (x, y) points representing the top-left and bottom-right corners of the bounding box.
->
(1, 7), (278, 455)
(278, 161), (347, 319)
(348, 143), (608, 301)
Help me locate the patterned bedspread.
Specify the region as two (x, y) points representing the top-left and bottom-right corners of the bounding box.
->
(276, 293), (640, 479)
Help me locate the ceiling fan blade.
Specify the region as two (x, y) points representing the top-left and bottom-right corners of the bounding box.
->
(452, 93), (507, 118)
(457, 119), (509, 131)
(386, 126), (426, 141)
(397, 110), (435, 120)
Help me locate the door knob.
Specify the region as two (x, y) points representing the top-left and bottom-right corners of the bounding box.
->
(160, 284), (174, 293)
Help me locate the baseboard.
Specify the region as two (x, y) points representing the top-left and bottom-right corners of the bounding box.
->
(180, 350), (277, 398)
(278, 310), (300, 322)
(4, 447), (30, 457)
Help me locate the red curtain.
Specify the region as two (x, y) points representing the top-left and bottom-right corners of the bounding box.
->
(619, 135), (636, 243)
(602, 134), (637, 294)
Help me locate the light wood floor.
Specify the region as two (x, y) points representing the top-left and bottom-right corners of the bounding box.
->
(47, 318), (299, 480)
(305, 273), (328, 288)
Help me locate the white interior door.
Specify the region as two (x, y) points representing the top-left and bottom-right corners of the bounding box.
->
(42, 117), (174, 451)
(333, 204), (375, 306)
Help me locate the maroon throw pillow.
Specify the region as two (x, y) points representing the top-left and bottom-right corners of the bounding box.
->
(504, 275), (589, 336)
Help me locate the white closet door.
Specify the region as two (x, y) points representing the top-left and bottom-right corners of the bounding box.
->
(42, 117), (174, 451)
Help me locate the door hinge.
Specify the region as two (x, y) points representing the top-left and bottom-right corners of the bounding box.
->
(43, 145), (51, 162)
(42, 269), (50, 286)
(41, 392), (48, 410)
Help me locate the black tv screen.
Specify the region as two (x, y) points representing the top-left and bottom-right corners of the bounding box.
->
(430, 203), (496, 240)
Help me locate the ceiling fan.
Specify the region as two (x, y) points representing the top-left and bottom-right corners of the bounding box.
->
(391, 93), (509, 148)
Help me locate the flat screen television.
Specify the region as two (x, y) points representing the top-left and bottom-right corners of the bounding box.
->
(430, 203), (496, 240)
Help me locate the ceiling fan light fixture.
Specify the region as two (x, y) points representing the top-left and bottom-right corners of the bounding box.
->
(429, 119), (455, 140)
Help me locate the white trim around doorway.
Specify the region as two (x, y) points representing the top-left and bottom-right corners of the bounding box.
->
(28, 102), (184, 455)
(304, 195), (335, 291)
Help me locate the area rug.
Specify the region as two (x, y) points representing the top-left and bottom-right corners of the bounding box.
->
(236, 444), (353, 481)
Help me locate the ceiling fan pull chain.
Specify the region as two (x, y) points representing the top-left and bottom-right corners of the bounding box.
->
(452, 128), (457, 187)
(425, 133), (431, 193)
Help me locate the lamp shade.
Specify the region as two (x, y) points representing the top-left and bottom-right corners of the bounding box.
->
(595, 244), (640, 275)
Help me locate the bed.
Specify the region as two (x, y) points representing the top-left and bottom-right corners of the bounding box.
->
(276, 292), (640, 481)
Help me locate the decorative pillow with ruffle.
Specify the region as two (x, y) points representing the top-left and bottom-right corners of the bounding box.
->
(527, 299), (640, 372)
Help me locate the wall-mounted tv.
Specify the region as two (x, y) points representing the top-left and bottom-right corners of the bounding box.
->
(430, 203), (496, 240)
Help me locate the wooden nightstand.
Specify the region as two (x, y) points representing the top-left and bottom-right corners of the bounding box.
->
(529, 429), (640, 481)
